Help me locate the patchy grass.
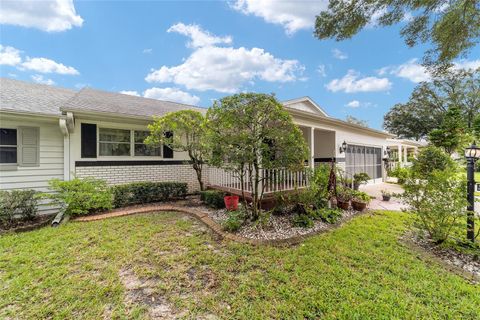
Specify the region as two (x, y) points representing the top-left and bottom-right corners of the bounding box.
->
(0, 211), (479, 319)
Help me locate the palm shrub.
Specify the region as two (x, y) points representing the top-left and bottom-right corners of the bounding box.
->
(401, 169), (467, 244)
(44, 178), (113, 216)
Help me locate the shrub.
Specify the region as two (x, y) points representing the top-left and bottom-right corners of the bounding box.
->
(222, 210), (246, 232)
(292, 213), (314, 228)
(44, 178), (113, 216)
(354, 172), (370, 185)
(199, 190), (225, 209)
(401, 169), (467, 244)
(389, 166), (410, 184)
(112, 181), (188, 208)
(316, 208), (342, 224)
(0, 190), (38, 226)
(412, 146), (455, 178)
(351, 191), (371, 203)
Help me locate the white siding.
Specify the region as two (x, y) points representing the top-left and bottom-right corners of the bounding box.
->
(0, 116), (64, 215)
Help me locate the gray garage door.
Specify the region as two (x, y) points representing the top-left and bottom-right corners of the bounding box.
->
(345, 145), (382, 180)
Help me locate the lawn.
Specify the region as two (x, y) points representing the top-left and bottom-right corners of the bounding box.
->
(1, 211), (478, 319)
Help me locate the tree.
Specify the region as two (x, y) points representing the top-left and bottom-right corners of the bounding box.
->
(146, 110), (209, 190)
(314, 0), (480, 67)
(411, 146), (455, 178)
(345, 115), (368, 127)
(429, 106), (468, 154)
(383, 68), (479, 140)
(207, 93), (309, 220)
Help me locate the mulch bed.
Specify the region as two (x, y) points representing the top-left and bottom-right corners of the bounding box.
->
(402, 231), (480, 282)
(0, 215), (53, 234)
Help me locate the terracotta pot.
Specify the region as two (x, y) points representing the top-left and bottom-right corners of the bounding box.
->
(337, 199), (350, 210)
(382, 195), (391, 202)
(351, 200), (367, 211)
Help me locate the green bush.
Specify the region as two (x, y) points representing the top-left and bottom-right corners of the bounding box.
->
(199, 190), (225, 209)
(401, 169), (467, 244)
(45, 178), (113, 216)
(316, 208), (342, 224)
(389, 166), (410, 184)
(351, 190), (371, 203)
(412, 146), (455, 178)
(112, 181), (188, 208)
(0, 190), (38, 226)
(292, 213), (314, 228)
(222, 210), (246, 232)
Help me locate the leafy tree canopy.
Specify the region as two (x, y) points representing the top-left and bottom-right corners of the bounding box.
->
(315, 0), (480, 67)
(384, 68), (479, 140)
(146, 110), (209, 190)
(345, 115), (369, 127)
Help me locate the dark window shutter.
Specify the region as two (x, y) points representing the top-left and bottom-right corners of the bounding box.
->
(81, 123), (97, 158)
(163, 131), (173, 159)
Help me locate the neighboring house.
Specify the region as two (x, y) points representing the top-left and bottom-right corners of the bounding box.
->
(0, 78), (413, 214)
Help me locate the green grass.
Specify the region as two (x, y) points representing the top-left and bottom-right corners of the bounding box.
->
(1, 211), (479, 319)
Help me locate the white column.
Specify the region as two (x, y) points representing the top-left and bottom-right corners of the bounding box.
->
(310, 127), (315, 170)
(398, 144), (402, 167)
(404, 146), (408, 163)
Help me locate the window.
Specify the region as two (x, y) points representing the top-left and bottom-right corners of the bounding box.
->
(99, 128), (131, 156)
(0, 128), (17, 164)
(134, 131), (161, 156)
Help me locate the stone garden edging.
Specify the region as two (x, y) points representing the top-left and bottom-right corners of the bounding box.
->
(73, 204), (365, 246)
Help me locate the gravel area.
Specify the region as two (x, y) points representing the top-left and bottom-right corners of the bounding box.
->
(403, 231), (480, 280)
(207, 206), (360, 241)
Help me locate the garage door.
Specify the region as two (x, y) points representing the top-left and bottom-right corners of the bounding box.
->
(345, 145), (382, 180)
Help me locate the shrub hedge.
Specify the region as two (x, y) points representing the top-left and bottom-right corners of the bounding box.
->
(112, 181), (188, 208)
(199, 190), (225, 209)
(0, 190), (38, 226)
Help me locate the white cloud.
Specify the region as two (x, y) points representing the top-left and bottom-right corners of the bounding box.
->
(332, 49), (348, 60)
(317, 64), (326, 77)
(0, 0), (83, 32)
(453, 59), (480, 70)
(378, 59), (430, 83)
(232, 0), (328, 35)
(119, 90), (140, 97)
(346, 100), (360, 108)
(168, 23), (232, 48)
(0, 45), (22, 66)
(142, 48), (153, 54)
(326, 70), (392, 93)
(143, 87), (200, 105)
(146, 23), (303, 93)
(31, 74), (55, 85)
(21, 57), (79, 75)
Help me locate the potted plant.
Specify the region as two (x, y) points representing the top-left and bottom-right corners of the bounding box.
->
(353, 173), (370, 190)
(224, 194), (239, 211)
(336, 187), (352, 210)
(381, 190), (391, 201)
(351, 191), (370, 211)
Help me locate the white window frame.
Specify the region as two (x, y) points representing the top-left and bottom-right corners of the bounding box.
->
(0, 127), (18, 169)
(96, 126), (163, 159)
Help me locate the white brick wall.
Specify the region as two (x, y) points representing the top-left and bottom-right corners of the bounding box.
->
(75, 164), (202, 192)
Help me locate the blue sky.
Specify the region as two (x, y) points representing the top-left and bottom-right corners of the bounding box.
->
(1, 0), (479, 129)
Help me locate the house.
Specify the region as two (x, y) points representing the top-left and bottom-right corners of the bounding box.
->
(1, 78), (413, 214)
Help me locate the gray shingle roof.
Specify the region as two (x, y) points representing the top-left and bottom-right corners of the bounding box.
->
(1, 78), (206, 119)
(62, 87), (206, 118)
(0, 77), (76, 116)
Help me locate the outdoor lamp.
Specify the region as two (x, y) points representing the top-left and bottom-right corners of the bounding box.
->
(465, 142), (480, 243)
(339, 141), (347, 154)
(465, 143), (480, 159)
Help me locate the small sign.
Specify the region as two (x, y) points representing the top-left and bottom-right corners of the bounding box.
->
(476, 184), (480, 192)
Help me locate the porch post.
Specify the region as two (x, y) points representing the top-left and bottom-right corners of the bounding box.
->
(404, 146), (408, 163)
(398, 144), (402, 167)
(310, 127), (315, 170)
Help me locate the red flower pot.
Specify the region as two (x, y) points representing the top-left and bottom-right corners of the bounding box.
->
(224, 195), (239, 211)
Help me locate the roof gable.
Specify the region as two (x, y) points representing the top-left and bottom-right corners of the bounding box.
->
(282, 97), (329, 117)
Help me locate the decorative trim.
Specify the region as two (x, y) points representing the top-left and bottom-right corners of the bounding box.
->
(75, 160), (191, 167)
(314, 157), (345, 163)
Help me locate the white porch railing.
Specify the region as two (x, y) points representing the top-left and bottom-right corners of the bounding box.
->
(207, 166), (309, 194)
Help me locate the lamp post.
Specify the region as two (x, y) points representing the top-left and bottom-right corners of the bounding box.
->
(465, 143), (480, 243)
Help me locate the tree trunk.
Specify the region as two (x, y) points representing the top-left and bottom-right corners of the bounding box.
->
(192, 161), (204, 191)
